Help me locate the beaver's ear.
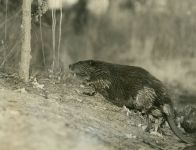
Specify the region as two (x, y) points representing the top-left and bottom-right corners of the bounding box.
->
(89, 60), (95, 66)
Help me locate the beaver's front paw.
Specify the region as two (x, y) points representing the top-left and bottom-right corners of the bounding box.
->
(80, 84), (96, 96)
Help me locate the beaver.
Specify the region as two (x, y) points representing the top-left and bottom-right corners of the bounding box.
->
(69, 59), (196, 144)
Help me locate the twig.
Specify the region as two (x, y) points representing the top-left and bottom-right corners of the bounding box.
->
(51, 9), (56, 71)
(57, 8), (63, 69)
(5, 0), (8, 40)
(39, 16), (46, 66)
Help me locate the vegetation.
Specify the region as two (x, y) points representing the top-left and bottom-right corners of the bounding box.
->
(0, 0), (195, 82)
(0, 1), (196, 150)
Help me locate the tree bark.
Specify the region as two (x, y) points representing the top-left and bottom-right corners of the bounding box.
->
(19, 0), (32, 82)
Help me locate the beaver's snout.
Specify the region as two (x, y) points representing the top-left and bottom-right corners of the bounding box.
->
(69, 64), (78, 73)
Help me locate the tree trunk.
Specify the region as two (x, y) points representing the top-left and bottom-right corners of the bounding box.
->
(19, 0), (32, 82)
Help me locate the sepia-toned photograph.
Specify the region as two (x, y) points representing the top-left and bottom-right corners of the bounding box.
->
(0, 0), (196, 149)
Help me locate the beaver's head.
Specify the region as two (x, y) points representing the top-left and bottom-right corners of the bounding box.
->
(69, 60), (110, 81)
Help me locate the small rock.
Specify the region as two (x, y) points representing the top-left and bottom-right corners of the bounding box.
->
(142, 125), (147, 131)
(122, 105), (131, 116)
(32, 78), (44, 89)
(80, 84), (85, 88)
(76, 98), (83, 102)
(126, 133), (137, 139)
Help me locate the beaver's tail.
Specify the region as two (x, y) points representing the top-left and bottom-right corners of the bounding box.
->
(163, 104), (196, 144)
(166, 115), (196, 144)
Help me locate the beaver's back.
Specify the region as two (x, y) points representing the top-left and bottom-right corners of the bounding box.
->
(101, 63), (170, 105)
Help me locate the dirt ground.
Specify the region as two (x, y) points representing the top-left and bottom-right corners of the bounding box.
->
(0, 72), (194, 150)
